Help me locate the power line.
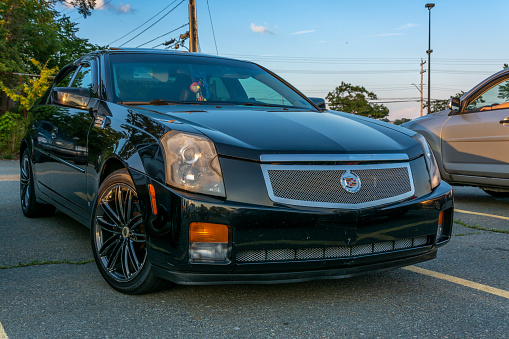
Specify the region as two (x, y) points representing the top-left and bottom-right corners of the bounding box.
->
(206, 0), (219, 56)
(119, 0), (185, 47)
(271, 69), (494, 76)
(109, 0), (180, 45)
(136, 23), (189, 48)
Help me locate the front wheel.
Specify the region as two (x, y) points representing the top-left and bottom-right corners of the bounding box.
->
(91, 169), (168, 294)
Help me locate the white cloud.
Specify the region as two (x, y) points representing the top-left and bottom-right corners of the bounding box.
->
(291, 30), (316, 35)
(250, 23), (276, 35)
(112, 2), (133, 14)
(398, 23), (418, 30)
(79, 0), (134, 14)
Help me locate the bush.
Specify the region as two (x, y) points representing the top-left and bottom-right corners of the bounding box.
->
(0, 111), (25, 158)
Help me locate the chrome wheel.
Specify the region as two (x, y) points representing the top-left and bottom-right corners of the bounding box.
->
(94, 183), (147, 282)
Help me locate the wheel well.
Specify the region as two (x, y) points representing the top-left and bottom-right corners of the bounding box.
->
(20, 141), (28, 158)
(100, 158), (126, 184)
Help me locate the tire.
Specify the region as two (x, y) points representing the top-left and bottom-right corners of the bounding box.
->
(481, 188), (509, 198)
(20, 149), (56, 218)
(91, 169), (169, 294)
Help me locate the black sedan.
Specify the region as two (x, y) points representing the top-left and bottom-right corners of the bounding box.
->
(20, 48), (453, 294)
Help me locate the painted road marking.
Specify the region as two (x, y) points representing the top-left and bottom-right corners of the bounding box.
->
(0, 322), (8, 339)
(0, 175), (19, 182)
(404, 266), (509, 300)
(456, 209), (509, 221)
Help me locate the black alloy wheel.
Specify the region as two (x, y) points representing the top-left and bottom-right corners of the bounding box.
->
(91, 169), (168, 294)
(20, 148), (55, 217)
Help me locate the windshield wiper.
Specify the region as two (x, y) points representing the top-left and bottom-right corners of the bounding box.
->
(121, 99), (181, 106)
(232, 102), (309, 110)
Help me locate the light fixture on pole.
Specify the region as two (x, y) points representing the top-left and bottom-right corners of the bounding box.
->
(425, 3), (435, 114)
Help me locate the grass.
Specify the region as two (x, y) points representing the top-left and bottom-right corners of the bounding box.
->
(453, 232), (482, 237)
(0, 259), (94, 270)
(454, 219), (509, 234)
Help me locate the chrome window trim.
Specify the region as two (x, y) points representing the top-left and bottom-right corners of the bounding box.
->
(260, 153), (409, 163)
(261, 162), (415, 209)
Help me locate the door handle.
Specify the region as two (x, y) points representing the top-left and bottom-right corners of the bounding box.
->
(499, 119), (509, 124)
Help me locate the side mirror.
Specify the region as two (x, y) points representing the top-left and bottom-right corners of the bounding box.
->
(309, 97), (326, 110)
(52, 87), (92, 108)
(447, 97), (461, 113)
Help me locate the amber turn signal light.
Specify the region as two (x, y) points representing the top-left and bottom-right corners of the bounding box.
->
(189, 222), (229, 243)
(148, 184), (157, 215)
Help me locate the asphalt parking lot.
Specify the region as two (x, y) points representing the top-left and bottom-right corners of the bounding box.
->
(1, 160), (507, 338)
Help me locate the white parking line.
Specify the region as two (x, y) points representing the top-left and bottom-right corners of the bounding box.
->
(404, 266), (509, 300)
(455, 209), (509, 221)
(0, 322), (8, 339)
(0, 175), (19, 182)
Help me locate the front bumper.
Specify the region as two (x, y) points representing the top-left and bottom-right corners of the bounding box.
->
(131, 169), (453, 285)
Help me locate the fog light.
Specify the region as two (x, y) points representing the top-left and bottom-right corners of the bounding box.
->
(189, 222), (231, 263)
(436, 211), (444, 242)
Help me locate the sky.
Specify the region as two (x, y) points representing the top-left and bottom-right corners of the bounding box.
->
(58, 0), (509, 120)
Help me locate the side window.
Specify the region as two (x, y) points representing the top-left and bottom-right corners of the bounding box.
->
(54, 68), (76, 88)
(71, 63), (97, 98)
(466, 78), (509, 112)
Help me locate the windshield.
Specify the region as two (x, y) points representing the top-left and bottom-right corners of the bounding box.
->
(108, 53), (316, 110)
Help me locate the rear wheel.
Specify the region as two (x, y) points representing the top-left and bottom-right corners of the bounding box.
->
(91, 169), (168, 294)
(20, 148), (55, 218)
(482, 188), (509, 198)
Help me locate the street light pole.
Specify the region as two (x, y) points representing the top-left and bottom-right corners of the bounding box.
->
(425, 3), (435, 114)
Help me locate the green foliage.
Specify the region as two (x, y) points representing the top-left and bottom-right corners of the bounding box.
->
(0, 0), (100, 75)
(326, 82), (389, 119)
(0, 59), (58, 111)
(393, 118), (411, 125)
(0, 59), (58, 157)
(0, 111), (24, 157)
(0, 0), (100, 156)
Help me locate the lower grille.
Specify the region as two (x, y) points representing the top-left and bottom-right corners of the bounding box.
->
(236, 236), (430, 263)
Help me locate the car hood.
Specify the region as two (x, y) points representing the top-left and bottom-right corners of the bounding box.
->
(144, 106), (423, 161)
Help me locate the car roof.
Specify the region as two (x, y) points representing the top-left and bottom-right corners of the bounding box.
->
(78, 47), (249, 65)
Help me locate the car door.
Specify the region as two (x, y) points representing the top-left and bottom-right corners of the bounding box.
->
(48, 60), (96, 215)
(441, 77), (509, 179)
(30, 65), (77, 198)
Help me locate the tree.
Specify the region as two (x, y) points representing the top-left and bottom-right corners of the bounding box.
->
(0, 0), (100, 75)
(0, 59), (58, 157)
(393, 118), (411, 125)
(0, 0), (99, 156)
(326, 82), (389, 120)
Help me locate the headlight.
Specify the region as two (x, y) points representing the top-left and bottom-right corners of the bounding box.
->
(161, 131), (225, 197)
(413, 133), (441, 189)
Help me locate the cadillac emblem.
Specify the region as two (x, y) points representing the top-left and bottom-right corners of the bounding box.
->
(340, 170), (361, 193)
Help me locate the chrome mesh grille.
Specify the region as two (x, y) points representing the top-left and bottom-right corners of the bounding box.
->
(262, 162), (414, 208)
(236, 236), (430, 263)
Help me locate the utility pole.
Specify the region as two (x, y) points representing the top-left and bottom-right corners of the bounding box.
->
(188, 0), (198, 52)
(425, 3), (435, 114)
(420, 59), (426, 116)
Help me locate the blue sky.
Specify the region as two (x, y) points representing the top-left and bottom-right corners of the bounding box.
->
(59, 0), (509, 120)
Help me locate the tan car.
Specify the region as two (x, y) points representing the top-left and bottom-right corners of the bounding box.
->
(403, 68), (509, 197)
